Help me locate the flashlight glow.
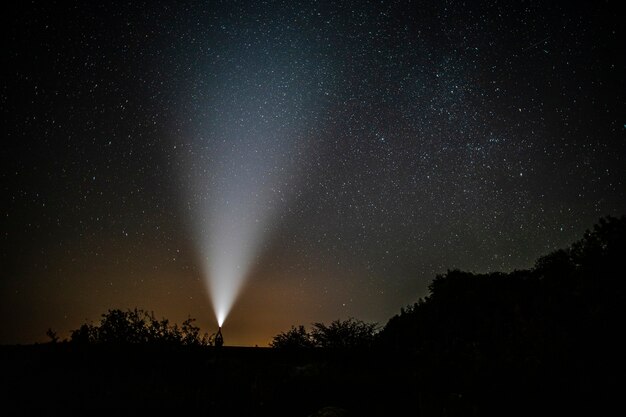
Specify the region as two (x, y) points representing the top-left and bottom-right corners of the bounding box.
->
(201, 165), (276, 328)
(182, 28), (320, 327)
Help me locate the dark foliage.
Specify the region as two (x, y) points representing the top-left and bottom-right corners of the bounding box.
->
(270, 325), (315, 349)
(271, 318), (378, 349)
(376, 215), (626, 415)
(45, 328), (59, 343)
(310, 319), (378, 349)
(69, 308), (211, 346)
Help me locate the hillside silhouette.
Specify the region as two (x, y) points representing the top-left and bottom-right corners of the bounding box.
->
(2, 216), (624, 416)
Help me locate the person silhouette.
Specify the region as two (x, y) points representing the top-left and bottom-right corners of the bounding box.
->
(215, 327), (224, 347)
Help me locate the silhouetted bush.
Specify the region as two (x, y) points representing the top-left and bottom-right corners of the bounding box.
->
(45, 328), (59, 343)
(271, 318), (378, 349)
(270, 325), (315, 349)
(311, 318), (378, 349)
(69, 308), (211, 346)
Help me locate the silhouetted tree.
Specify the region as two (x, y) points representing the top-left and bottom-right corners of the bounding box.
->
(46, 328), (59, 343)
(270, 325), (314, 349)
(311, 318), (378, 349)
(70, 323), (98, 344)
(69, 308), (211, 346)
(271, 319), (378, 349)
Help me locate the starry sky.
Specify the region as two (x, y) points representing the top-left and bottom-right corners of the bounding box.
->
(2, 1), (625, 346)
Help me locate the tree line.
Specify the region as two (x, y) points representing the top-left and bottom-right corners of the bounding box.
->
(269, 318), (378, 349)
(55, 215), (624, 358)
(41, 215), (624, 415)
(272, 215), (625, 358)
(66, 308), (212, 346)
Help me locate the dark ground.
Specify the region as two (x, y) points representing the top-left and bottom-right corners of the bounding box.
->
(2, 344), (400, 417)
(2, 342), (619, 417)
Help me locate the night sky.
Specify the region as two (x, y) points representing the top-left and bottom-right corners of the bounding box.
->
(3, 1), (625, 346)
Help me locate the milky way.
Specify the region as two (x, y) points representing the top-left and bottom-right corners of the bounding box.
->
(3, 1), (625, 345)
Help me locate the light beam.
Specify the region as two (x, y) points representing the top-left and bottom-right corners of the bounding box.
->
(203, 158), (278, 326)
(181, 23), (323, 326)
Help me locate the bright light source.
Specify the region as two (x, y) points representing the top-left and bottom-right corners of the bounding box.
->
(189, 137), (289, 328)
(216, 311), (224, 327)
(202, 172), (274, 328)
(182, 41), (316, 325)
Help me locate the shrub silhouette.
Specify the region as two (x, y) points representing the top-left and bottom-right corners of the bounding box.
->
(311, 318), (378, 349)
(45, 328), (59, 343)
(70, 308), (211, 346)
(271, 318), (378, 349)
(270, 325), (315, 349)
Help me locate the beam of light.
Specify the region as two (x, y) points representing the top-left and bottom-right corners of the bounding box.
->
(185, 119), (288, 327)
(203, 150), (281, 327)
(182, 32), (324, 327)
